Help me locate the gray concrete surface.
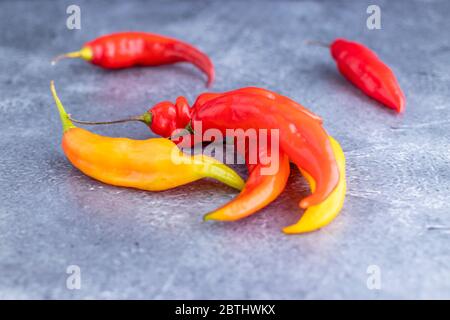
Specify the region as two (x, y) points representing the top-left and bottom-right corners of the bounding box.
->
(0, 0), (449, 299)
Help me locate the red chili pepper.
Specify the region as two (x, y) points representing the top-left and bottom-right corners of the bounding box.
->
(330, 38), (405, 112)
(174, 92), (291, 222)
(52, 32), (215, 86)
(204, 147), (290, 222)
(149, 96), (192, 138)
(155, 99), (292, 221)
(145, 91), (329, 219)
(189, 92), (339, 208)
(193, 87), (323, 123)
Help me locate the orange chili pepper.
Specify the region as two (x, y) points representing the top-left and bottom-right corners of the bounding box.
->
(204, 149), (290, 222)
(50, 81), (244, 191)
(205, 136), (346, 234)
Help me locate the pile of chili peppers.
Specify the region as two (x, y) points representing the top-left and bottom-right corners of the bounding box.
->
(50, 32), (405, 234)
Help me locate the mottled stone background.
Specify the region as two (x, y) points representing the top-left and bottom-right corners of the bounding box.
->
(0, 0), (449, 299)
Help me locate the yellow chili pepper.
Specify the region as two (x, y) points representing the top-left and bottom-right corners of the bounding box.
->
(283, 136), (346, 234)
(50, 81), (244, 191)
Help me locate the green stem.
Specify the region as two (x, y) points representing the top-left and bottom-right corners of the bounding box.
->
(185, 121), (194, 134)
(51, 47), (93, 66)
(68, 112), (152, 126)
(168, 121), (195, 141)
(50, 81), (75, 132)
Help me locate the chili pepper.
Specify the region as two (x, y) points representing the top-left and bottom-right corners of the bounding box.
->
(155, 93), (292, 222)
(283, 136), (346, 234)
(330, 38), (405, 112)
(69, 96), (192, 141)
(50, 81), (243, 191)
(193, 87), (323, 123)
(149, 96), (192, 138)
(146, 95), (343, 231)
(67, 89), (339, 207)
(146, 98), (344, 231)
(52, 32), (215, 87)
(65, 96), (292, 222)
(68, 87), (323, 142)
(204, 135), (346, 233)
(204, 147), (290, 222)
(67, 90), (345, 232)
(168, 91), (291, 221)
(68, 89), (338, 207)
(189, 92), (339, 208)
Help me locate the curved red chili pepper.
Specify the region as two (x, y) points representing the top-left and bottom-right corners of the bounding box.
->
(330, 38), (405, 112)
(54, 32), (215, 87)
(189, 92), (339, 208)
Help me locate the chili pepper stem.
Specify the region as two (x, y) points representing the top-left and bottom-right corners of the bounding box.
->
(67, 114), (194, 140)
(51, 47), (93, 65)
(168, 122), (195, 140)
(68, 112), (153, 126)
(185, 122), (194, 134)
(50, 81), (76, 132)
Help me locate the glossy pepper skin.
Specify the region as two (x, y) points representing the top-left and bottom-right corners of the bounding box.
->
(124, 87), (321, 141)
(68, 89), (345, 233)
(206, 136), (346, 233)
(147, 95), (345, 232)
(331, 38), (405, 112)
(50, 82), (244, 191)
(204, 147), (290, 222)
(193, 87), (323, 123)
(150, 96), (192, 138)
(53, 32), (215, 86)
(134, 88), (337, 208)
(284, 136), (346, 234)
(69, 88), (339, 208)
(189, 92), (339, 208)
(148, 92), (290, 221)
(149, 94), (293, 222)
